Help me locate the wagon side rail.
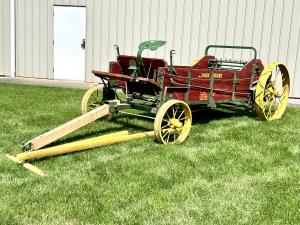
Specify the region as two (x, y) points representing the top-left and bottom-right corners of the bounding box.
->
(204, 45), (257, 60)
(205, 45), (258, 90)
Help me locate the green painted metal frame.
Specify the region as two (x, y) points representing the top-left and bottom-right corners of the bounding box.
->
(205, 45), (258, 90)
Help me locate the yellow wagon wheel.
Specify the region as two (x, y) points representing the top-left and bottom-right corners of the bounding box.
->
(254, 62), (290, 121)
(81, 84), (103, 114)
(154, 100), (192, 144)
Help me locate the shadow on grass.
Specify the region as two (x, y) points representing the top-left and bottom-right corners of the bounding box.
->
(191, 104), (256, 124)
(23, 105), (258, 163)
(46, 116), (152, 147)
(42, 104), (256, 148)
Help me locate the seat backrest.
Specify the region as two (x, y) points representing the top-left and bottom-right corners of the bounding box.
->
(118, 55), (137, 75)
(118, 55), (166, 79)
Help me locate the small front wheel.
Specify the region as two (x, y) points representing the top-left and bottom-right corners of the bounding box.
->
(154, 100), (192, 144)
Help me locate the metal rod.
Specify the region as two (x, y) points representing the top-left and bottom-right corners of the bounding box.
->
(205, 45), (257, 60)
(119, 111), (155, 120)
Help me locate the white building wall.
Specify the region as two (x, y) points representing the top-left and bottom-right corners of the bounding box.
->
(0, 0), (11, 76)
(12, 0), (300, 97)
(15, 0), (86, 79)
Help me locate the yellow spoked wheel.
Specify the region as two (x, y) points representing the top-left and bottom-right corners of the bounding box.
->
(81, 84), (102, 114)
(154, 100), (192, 144)
(254, 62), (290, 121)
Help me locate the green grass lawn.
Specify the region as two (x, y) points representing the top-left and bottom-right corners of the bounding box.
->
(1, 83), (300, 225)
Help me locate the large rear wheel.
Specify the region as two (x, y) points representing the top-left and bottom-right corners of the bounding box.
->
(254, 62), (290, 121)
(154, 100), (192, 144)
(81, 84), (102, 114)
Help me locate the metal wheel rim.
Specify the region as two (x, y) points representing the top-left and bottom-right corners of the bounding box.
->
(81, 84), (102, 114)
(255, 62), (290, 121)
(154, 100), (192, 144)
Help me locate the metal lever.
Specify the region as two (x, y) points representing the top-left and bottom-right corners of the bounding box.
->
(81, 39), (86, 49)
(169, 50), (176, 75)
(114, 45), (120, 57)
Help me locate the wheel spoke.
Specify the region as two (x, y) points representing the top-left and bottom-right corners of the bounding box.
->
(162, 124), (169, 129)
(266, 107), (272, 119)
(92, 92), (98, 102)
(166, 111), (171, 120)
(281, 86), (287, 95)
(255, 90), (264, 99)
(166, 132), (170, 143)
(178, 110), (185, 120)
(174, 105), (179, 118)
(172, 106), (175, 118)
(265, 99), (273, 119)
(275, 95), (286, 112)
(179, 116), (188, 121)
(162, 130), (169, 139)
(258, 81), (264, 89)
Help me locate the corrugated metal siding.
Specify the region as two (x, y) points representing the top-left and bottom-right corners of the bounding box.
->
(86, 0), (300, 97)
(54, 0), (85, 6)
(15, 0), (86, 78)
(13, 0), (300, 97)
(16, 0), (51, 78)
(0, 0), (11, 76)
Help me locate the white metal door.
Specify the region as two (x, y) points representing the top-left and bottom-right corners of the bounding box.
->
(54, 6), (86, 81)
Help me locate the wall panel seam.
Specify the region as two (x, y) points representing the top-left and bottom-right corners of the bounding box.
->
(266, 0), (275, 62)
(286, 0), (295, 65)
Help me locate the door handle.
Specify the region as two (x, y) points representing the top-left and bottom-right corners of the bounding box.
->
(81, 39), (86, 49)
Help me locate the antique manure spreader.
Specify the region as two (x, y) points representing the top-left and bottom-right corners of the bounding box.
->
(6, 40), (290, 176)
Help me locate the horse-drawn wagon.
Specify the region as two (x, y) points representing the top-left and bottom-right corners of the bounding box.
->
(6, 40), (290, 176)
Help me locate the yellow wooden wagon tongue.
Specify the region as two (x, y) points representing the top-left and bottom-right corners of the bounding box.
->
(5, 130), (155, 177)
(5, 100), (157, 177)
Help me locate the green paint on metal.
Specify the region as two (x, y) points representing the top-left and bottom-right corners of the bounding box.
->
(231, 72), (239, 100)
(208, 72), (216, 108)
(114, 44), (126, 74)
(137, 40), (167, 77)
(158, 70), (166, 108)
(170, 77), (175, 86)
(138, 40), (167, 51)
(250, 63), (259, 89)
(204, 44), (258, 92)
(128, 60), (138, 78)
(184, 70), (191, 101)
(169, 50), (176, 75)
(205, 45), (257, 60)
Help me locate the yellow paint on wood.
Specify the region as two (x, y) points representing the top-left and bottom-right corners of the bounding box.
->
(16, 131), (153, 161)
(25, 104), (110, 151)
(5, 154), (47, 177)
